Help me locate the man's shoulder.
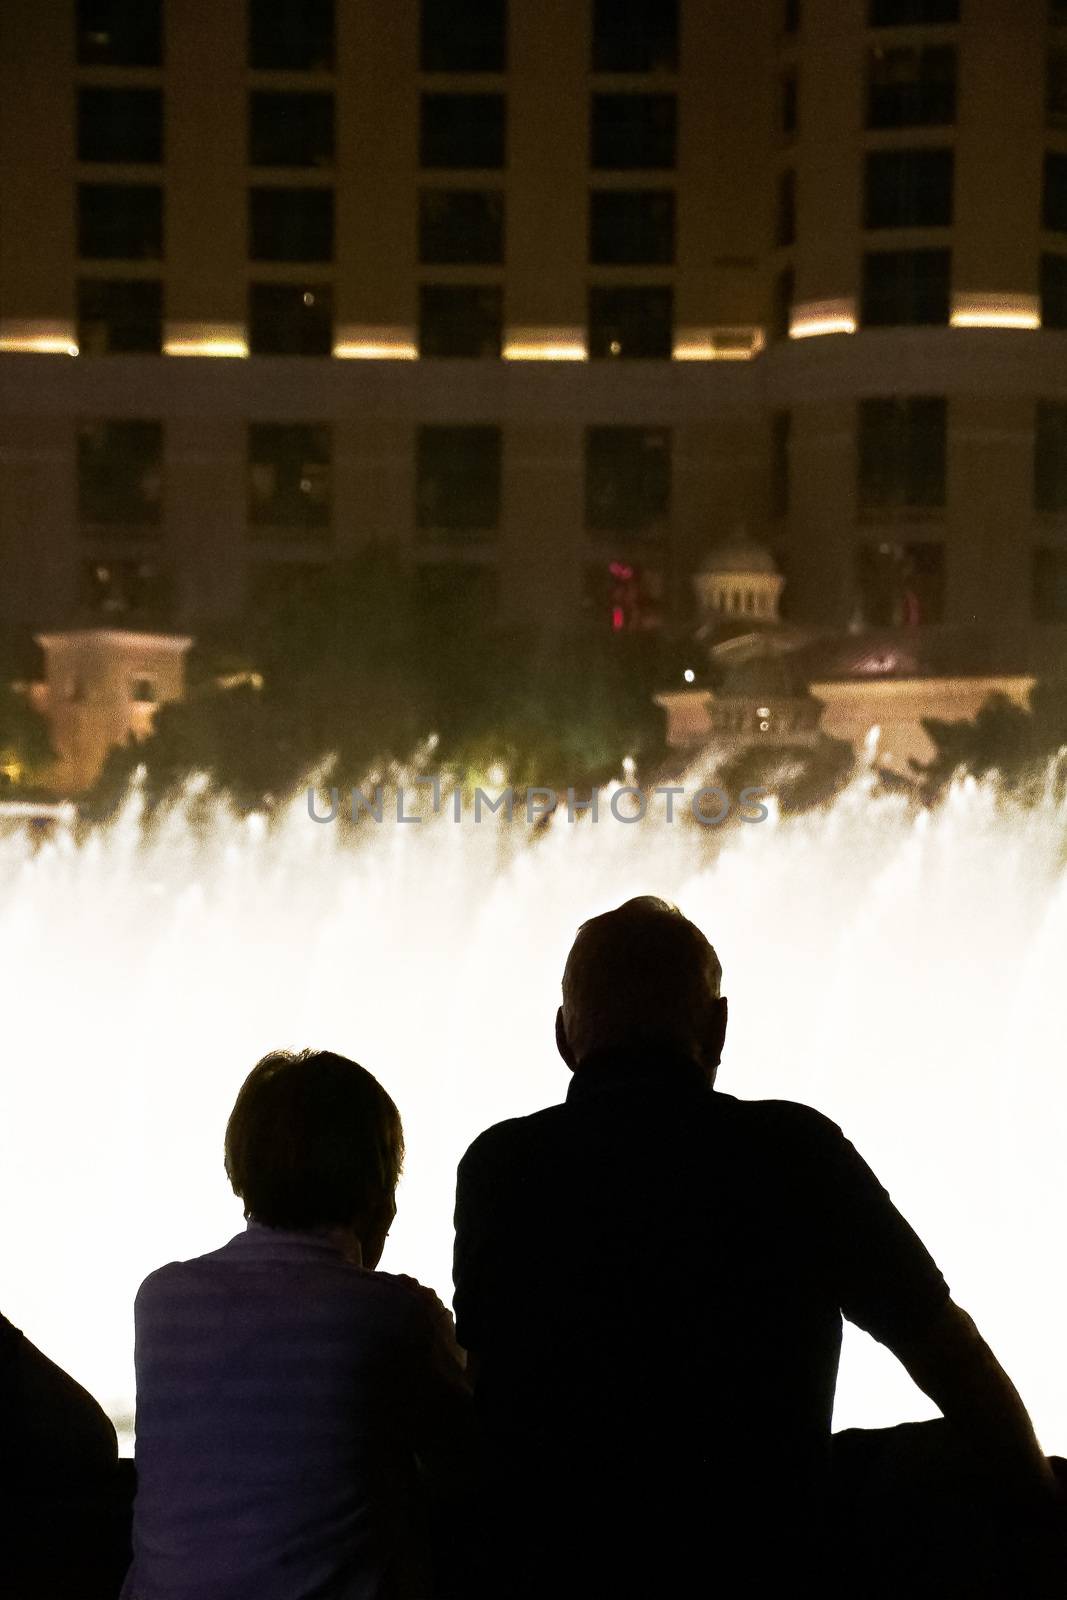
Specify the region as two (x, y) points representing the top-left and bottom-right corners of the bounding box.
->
(459, 1102), (568, 1171)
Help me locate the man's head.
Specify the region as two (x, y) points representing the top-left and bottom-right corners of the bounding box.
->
(557, 896), (727, 1080)
(224, 1049), (404, 1267)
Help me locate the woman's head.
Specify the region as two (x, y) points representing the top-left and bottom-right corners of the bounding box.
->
(224, 1049), (404, 1262)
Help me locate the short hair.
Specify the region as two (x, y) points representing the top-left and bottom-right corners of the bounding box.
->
(561, 896), (722, 1064)
(224, 1050), (404, 1230)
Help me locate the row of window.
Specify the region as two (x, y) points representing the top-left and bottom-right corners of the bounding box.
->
(72, 401), (1067, 541)
(75, 0), (679, 75)
(76, 88), (678, 172)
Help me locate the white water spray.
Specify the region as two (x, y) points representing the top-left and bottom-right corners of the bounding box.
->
(1, 767), (1065, 1452)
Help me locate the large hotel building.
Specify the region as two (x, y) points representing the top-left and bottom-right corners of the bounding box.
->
(2, 0), (1067, 668)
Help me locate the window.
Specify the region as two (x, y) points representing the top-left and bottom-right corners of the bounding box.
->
(77, 89), (163, 163)
(584, 561), (665, 632)
(1050, 52), (1067, 126)
(130, 677), (157, 704)
(249, 188), (333, 262)
(416, 427), (502, 538)
(78, 184), (163, 259)
(589, 190), (674, 265)
(248, 424), (331, 535)
(1033, 548), (1067, 621)
(420, 95), (506, 168)
(784, 0), (801, 31)
(78, 421), (163, 529)
(248, 0), (334, 70)
(248, 562), (332, 621)
(869, 0), (959, 23)
(861, 249), (951, 325)
(418, 190), (504, 264)
(591, 95), (676, 169)
(77, 279), (162, 354)
(414, 563), (499, 624)
(585, 427), (670, 536)
(775, 170), (796, 248)
(772, 266), (794, 340)
(81, 560), (170, 621)
(592, 0), (678, 73)
(867, 45), (956, 128)
(588, 286), (673, 358)
(771, 411), (791, 519)
(420, 0), (506, 72)
(857, 397), (947, 510)
(248, 283), (333, 355)
(249, 93), (334, 167)
(1054, 0), (1067, 24)
(1034, 401), (1067, 511)
(1040, 254), (1067, 328)
(419, 286), (502, 357)
(76, 0), (162, 67)
(1043, 154), (1067, 232)
(781, 71), (798, 137)
(864, 149), (953, 229)
(856, 542), (945, 626)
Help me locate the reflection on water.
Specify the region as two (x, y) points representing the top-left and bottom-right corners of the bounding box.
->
(1, 768), (1065, 1452)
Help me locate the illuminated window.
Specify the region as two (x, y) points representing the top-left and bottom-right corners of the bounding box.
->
(1040, 254), (1067, 328)
(249, 188), (333, 262)
(1033, 548), (1067, 621)
(248, 0), (334, 71)
(864, 149), (953, 229)
(856, 542), (945, 627)
(419, 286), (502, 358)
(416, 426), (502, 540)
(249, 93), (334, 167)
(771, 412), (791, 519)
(1043, 153), (1067, 232)
(78, 89), (163, 163)
(592, 0), (678, 73)
(861, 249), (950, 326)
(248, 424), (331, 536)
(867, 45), (956, 128)
(248, 283), (333, 355)
(78, 184), (163, 260)
(591, 95), (676, 169)
(1035, 401), (1067, 511)
(78, 422), (163, 530)
(81, 560), (170, 621)
(869, 0), (958, 23)
(588, 287), (673, 359)
(418, 191), (504, 265)
(585, 427), (670, 538)
(775, 170), (796, 248)
(858, 398), (946, 510)
(77, 279), (162, 354)
(421, 0), (506, 72)
(584, 561), (665, 632)
(590, 191), (674, 265)
(76, 0), (162, 67)
(420, 95), (506, 169)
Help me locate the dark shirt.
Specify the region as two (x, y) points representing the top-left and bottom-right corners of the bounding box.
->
(123, 1224), (469, 1600)
(453, 1051), (950, 1597)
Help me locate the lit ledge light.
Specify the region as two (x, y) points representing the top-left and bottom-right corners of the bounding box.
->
(950, 292), (1040, 331)
(789, 298), (857, 340)
(503, 327), (587, 361)
(164, 322), (248, 357)
(674, 326), (766, 361)
(0, 319), (78, 356)
(334, 325), (418, 360)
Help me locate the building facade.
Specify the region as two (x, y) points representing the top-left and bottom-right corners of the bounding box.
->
(2, 0), (1067, 664)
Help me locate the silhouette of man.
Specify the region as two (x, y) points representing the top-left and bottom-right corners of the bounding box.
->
(453, 897), (1057, 1598)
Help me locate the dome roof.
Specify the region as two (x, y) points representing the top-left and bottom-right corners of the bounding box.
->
(697, 531), (779, 577)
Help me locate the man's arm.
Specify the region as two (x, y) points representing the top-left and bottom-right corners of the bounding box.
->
(892, 1299), (1056, 1497)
